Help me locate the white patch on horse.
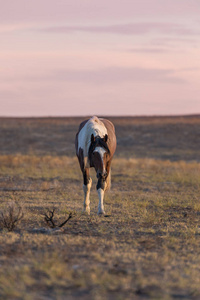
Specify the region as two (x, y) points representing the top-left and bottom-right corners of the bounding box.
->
(83, 178), (92, 215)
(78, 116), (107, 167)
(94, 147), (106, 173)
(97, 188), (105, 214)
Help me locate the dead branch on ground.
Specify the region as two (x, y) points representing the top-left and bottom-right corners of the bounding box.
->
(0, 202), (24, 231)
(44, 208), (56, 228)
(43, 208), (73, 229)
(58, 212), (72, 227)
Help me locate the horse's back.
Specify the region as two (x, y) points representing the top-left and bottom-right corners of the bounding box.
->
(100, 118), (115, 134)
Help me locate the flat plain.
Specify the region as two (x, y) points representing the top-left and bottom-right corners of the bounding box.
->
(0, 116), (200, 300)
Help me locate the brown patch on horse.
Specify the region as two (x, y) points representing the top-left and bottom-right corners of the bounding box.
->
(101, 119), (117, 158)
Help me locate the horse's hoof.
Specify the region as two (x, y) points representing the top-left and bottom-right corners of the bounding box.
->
(82, 210), (90, 215)
(97, 211), (105, 216)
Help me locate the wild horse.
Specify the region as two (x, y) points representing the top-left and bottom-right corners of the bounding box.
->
(75, 116), (116, 215)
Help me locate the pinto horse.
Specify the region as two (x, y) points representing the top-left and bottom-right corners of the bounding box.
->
(75, 116), (116, 215)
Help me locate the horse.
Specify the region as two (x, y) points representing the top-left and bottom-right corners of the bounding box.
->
(75, 116), (117, 215)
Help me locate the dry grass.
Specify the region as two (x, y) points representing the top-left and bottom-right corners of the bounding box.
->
(0, 116), (200, 299)
(0, 154), (200, 299)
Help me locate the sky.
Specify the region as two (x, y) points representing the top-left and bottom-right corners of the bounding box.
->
(0, 0), (200, 116)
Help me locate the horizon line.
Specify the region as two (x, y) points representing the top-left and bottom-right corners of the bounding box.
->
(0, 113), (200, 119)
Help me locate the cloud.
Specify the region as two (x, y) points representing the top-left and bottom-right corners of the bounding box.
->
(0, 66), (185, 85)
(41, 22), (198, 36)
(0, 0), (199, 25)
(151, 37), (199, 47)
(127, 48), (169, 53)
(181, 67), (200, 72)
(48, 67), (186, 85)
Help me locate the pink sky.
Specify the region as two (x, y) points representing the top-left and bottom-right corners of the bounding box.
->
(0, 0), (200, 116)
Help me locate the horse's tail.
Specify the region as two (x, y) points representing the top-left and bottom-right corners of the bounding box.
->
(105, 169), (111, 191)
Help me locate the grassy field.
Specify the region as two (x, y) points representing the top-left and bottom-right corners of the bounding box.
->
(0, 116), (200, 299)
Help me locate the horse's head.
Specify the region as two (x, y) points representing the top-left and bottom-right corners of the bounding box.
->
(89, 134), (110, 179)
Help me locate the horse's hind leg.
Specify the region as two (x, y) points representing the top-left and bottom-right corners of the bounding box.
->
(83, 168), (92, 214)
(105, 162), (111, 191)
